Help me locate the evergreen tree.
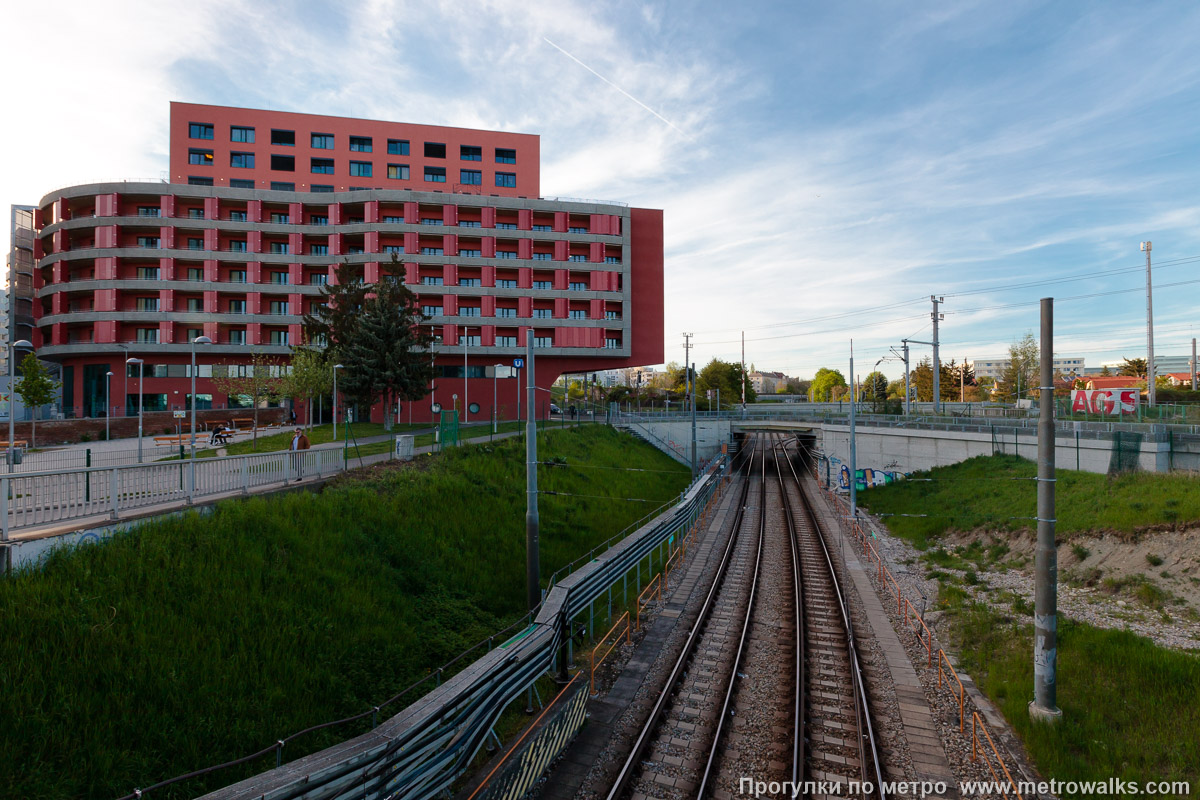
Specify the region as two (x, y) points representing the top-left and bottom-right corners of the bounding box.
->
(1118, 357), (1147, 378)
(861, 370), (889, 410)
(14, 353), (60, 449)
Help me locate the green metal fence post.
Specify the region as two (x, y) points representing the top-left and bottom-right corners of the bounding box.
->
(85, 448), (91, 503)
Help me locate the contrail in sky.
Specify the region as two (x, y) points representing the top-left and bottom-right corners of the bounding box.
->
(543, 36), (692, 139)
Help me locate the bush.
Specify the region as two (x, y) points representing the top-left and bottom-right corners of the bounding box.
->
(1071, 543), (1090, 561)
(1146, 553), (1164, 567)
(80, 433), (92, 443)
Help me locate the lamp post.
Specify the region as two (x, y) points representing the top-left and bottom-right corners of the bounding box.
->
(7, 339), (33, 473)
(189, 336), (212, 468)
(105, 371), (113, 442)
(333, 364), (344, 440)
(126, 357), (145, 463)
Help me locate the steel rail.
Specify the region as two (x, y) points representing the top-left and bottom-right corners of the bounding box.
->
(695, 435), (769, 797)
(779, 441), (888, 800)
(604, 437), (759, 800)
(768, 438), (805, 789)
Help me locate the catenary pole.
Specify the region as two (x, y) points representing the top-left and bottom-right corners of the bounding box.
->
(903, 340), (911, 415)
(1142, 241), (1156, 408)
(1192, 338), (1197, 393)
(931, 295), (943, 414)
(691, 362), (698, 477)
(525, 330), (540, 612)
(1031, 297), (1061, 723)
(849, 341), (857, 519)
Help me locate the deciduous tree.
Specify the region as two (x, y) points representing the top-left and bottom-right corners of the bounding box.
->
(211, 351), (286, 450)
(811, 368), (847, 402)
(13, 354), (60, 449)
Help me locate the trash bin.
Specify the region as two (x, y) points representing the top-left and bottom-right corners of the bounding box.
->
(7, 449), (22, 465)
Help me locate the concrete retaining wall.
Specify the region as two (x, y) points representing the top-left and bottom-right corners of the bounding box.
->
(623, 420), (730, 465)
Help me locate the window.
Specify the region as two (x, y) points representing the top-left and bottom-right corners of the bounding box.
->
(188, 149), (214, 165)
(270, 182), (295, 191)
(187, 208), (205, 219)
(268, 271), (289, 284)
(309, 215), (328, 225)
(387, 164), (410, 180)
(496, 251), (518, 259)
(605, 256), (621, 264)
(459, 220), (481, 227)
(460, 169), (482, 185)
(532, 253), (552, 260)
(420, 247), (444, 255)
(422, 305), (442, 316)
(496, 335), (518, 347)
(185, 299), (204, 312)
(421, 276), (444, 285)
(310, 157), (335, 174)
(136, 267), (160, 280)
(349, 160), (372, 177)
(460, 306), (481, 317)
(569, 226), (587, 233)
(188, 176), (214, 186)
(271, 154), (295, 171)
(459, 335), (481, 347)
(229, 210), (247, 222)
(269, 300), (288, 314)
(309, 273), (328, 285)
(495, 148), (516, 164)
(348, 136), (372, 152)
(568, 255), (587, 262)
(135, 297), (159, 312)
(496, 222), (517, 230)
(424, 142), (446, 158)
(495, 172), (516, 188)
(228, 329), (247, 345)
(271, 129), (295, 146)
(460, 145), (482, 161)
(420, 218), (443, 225)
(605, 310), (620, 320)
(424, 166), (446, 182)
(229, 299), (246, 314)
(496, 279), (518, 288)
(228, 270), (247, 283)
(533, 224), (552, 232)
(187, 237), (203, 250)
(459, 278), (481, 287)
(231, 126), (255, 143)
(533, 336), (552, 348)
(311, 133), (334, 149)
(569, 281), (587, 290)
(311, 185), (334, 193)
(382, 215), (404, 223)
(189, 123), (214, 139)
(348, 186), (371, 191)
(605, 338), (620, 349)
(309, 244), (329, 255)
(569, 309), (586, 320)
(533, 308), (552, 318)
(230, 179), (255, 189)
(187, 267), (204, 281)
(136, 236), (160, 248)
(137, 206), (161, 217)
(387, 139), (410, 155)
(496, 308), (517, 318)
(136, 328), (159, 343)
(347, 246), (364, 254)
(268, 242), (289, 254)
(269, 330), (289, 346)
(459, 248), (481, 257)
(383, 245), (403, 254)
(269, 212), (290, 223)
(230, 152), (255, 169)
(533, 280), (553, 290)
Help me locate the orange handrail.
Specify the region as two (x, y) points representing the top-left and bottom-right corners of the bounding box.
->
(590, 612), (631, 695)
(938, 649), (966, 732)
(972, 711), (1024, 799)
(636, 573), (661, 631)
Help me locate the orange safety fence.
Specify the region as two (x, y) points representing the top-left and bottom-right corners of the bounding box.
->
(972, 712), (1024, 799)
(815, 480), (1023, 795)
(665, 544), (684, 590)
(636, 573), (661, 631)
(590, 612), (631, 695)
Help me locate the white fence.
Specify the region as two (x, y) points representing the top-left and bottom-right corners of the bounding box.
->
(2, 448), (352, 539)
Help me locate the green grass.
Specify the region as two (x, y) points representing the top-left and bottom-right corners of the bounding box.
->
(945, 595), (1200, 796)
(858, 454), (1200, 549)
(0, 425), (689, 800)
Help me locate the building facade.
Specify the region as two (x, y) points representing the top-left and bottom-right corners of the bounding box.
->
(971, 356), (1085, 380)
(29, 104), (664, 422)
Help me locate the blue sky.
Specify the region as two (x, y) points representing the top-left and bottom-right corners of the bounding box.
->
(3, 1), (1199, 381)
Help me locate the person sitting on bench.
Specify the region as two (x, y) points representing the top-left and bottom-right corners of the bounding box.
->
(209, 425), (233, 446)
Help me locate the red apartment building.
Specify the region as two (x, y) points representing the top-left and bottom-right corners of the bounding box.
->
(30, 103), (664, 422)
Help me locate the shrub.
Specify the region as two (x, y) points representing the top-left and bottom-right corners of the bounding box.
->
(1146, 553), (1164, 567)
(1071, 543), (1090, 561)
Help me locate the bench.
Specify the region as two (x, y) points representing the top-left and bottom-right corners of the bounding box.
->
(153, 435), (199, 447)
(0, 441), (28, 449)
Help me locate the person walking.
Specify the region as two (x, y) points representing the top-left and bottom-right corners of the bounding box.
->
(290, 427), (310, 481)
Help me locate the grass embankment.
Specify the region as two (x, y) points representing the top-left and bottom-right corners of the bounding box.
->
(857, 455), (1200, 795)
(0, 425), (689, 800)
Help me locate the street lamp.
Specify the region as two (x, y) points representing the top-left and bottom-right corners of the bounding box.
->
(190, 336), (212, 468)
(105, 371), (113, 442)
(7, 339), (33, 473)
(126, 357), (145, 463)
(333, 364), (344, 440)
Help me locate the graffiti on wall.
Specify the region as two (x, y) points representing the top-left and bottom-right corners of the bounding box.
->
(828, 455), (908, 492)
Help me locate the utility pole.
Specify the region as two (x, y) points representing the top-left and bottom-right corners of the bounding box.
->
(931, 295), (944, 414)
(525, 330), (540, 612)
(1031, 297), (1061, 724)
(1142, 241), (1156, 408)
(690, 362), (698, 477)
(683, 332), (693, 415)
(961, 356), (966, 403)
(741, 331), (746, 408)
(1192, 338), (1197, 393)
(849, 341), (857, 519)
(894, 340), (911, 415)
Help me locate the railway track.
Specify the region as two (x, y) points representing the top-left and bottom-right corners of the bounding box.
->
(602, 433), (888, 800)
